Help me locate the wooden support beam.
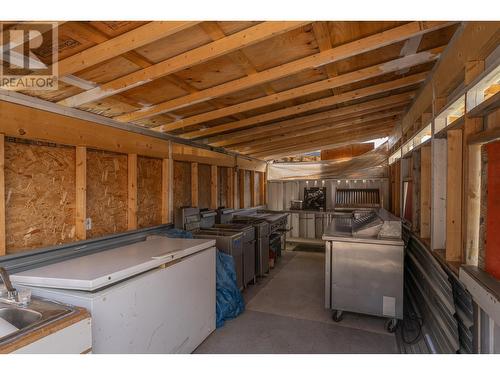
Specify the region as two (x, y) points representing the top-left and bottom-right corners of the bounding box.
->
(431, 138), (447, 250)
(463, 59), (485, 265)
(263, 171), (268, 206)
(446, 129), (463, 262)
(127, 154), (138, 230)
(180, 72), (426, 139)
(161, 158), (169, 224)
(253, 124), (393, 160)
(191, 162), (199, 207)
(420, 145), (431, 239)
(116, 21), (452, 123)
(0, 100), (170, 159)
(210, 165), (218, 209)
(402, 21), (500, 134)
(250, 171), (256, 207)
(244, 118), (397, 155)
(207, 92), (414, 147)
(227, 167), (235, 208)
(259, 171), (266, 206)
(57, 22), (199, 76)
(0, 134), (5, 256)
(75, 146), (87, 241)
(58, 22), (308, 108)
(159, 49), (441, 133)
(239, 169), (245, 209)
(231, 108), (405, 153)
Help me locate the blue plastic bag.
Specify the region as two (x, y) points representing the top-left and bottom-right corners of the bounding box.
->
(160, 228), (194, 239)
(216, 250), (245, 328)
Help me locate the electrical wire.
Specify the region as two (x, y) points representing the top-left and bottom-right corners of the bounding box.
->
(401, 311), (424, 345)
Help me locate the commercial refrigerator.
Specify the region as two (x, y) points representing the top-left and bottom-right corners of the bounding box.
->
(323, 208), (404, 332)
(10, 236), (216, 353)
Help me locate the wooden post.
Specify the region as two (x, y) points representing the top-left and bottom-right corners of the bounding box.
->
(161, 158), (169, 223)
(420, 145), (431, 239)
(227, 167), (234, 208)
(446, 130), (463, 262)
(127, 154), (138, 230)
(259, 171), (265, 206)
(250, 170), (256, 207)
(239, 169), (245, 209)
(463, 60), (485, 265)
(0, 134), (5, 256)
(431, 138), (447, 251)
(210, 165), (218, 209)
(75, 146), (87, 241)
(191, 162), (198, 207)
(263, 170), (268, 205)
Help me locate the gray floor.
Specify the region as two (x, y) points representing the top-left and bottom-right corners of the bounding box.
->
(195, 249), (398, 354)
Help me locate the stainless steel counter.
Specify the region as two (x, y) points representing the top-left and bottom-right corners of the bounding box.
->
(323, 208), (404, 329)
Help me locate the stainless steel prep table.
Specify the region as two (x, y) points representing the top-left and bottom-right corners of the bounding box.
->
(322, 208), (404, 331)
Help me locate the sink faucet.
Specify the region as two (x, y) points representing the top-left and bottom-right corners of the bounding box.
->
(0, 267), (17, 301)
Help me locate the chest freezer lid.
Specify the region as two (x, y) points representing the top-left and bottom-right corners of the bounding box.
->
(10, 237), (215, 291)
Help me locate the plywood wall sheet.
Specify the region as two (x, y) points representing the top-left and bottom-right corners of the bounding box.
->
(137, 156), (163, 229)
(4, 141), (76, 253)
(173, 161), (191, 209)
(198, 163), (211, 209)
(86, 149), (128, 239)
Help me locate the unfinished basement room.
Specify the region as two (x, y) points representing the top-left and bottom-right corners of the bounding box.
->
(0, 1), (500, 373)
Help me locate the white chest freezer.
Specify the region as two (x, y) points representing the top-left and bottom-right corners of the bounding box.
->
(11, 236), (217, 354)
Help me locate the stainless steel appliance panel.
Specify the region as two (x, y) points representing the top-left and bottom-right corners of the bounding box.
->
(326, 239), (403, 319)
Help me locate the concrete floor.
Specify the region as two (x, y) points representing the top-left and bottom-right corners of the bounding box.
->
(195, 248), (399, 354)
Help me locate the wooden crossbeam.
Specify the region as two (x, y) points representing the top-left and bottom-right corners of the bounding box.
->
(232, 108), (405, 153)
(243, 116), (398, 155)
(212, 94), (413, 148)
(57, 22), (308, 108)
(57, 22), (199, 76)
(116, 21), (452, 123)
(157, 47), (442, 133)
(180, 71), (427, 139)
(401, 21), (500, 134)
(252, 123), (394, 160)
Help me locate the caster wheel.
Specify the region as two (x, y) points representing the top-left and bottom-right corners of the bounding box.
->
(332, 310), (343, 322)
(385, 318), (398, 333)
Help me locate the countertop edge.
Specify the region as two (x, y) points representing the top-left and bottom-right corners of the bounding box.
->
(0, 307), (90, 354)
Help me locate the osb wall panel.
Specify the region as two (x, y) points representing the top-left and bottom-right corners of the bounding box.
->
(137, 156), (162, 229)
(198, 163), (211, 209)
(218, 166), (228, 208)
(4, 141), (76, 253)
(173, 161), (191, 210)
(86, 149), (128, 239)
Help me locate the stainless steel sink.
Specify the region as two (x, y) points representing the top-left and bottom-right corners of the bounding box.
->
(0, 297), (75, 344)
(0, 307), (42, 329)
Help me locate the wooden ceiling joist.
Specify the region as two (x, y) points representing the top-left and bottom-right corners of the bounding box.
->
(180, 71), (427, 139)
(117, 21), (452, 124)
(250, 121), (394, 159)
(230, 108), (406, 153)
(57, 22), (309, 108)
(239, 115), (399, 155)
(57, 21), (199, 76)
(206, 91), (414, 147)
(157, 47), (442, 133)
